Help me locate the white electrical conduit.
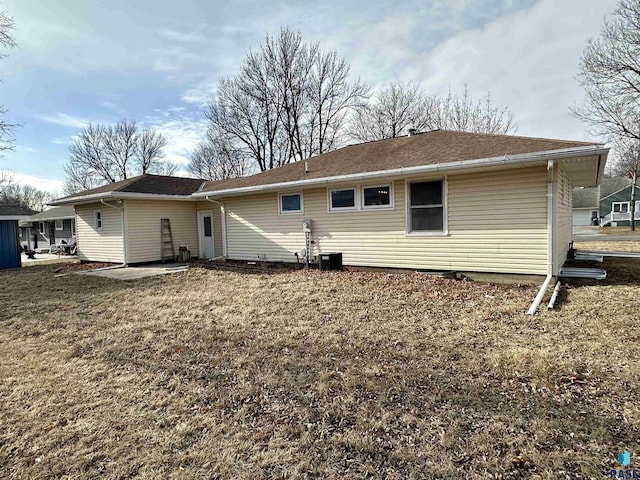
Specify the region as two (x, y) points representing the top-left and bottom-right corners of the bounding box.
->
(526, 274), (553, 315)
(547, 281), (561, 310)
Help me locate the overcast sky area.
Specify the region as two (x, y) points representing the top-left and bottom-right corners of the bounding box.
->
(0, 0), (619, 193)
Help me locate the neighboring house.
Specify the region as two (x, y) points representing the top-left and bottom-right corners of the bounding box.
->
(19, 206), (77, 251)
(0, 205), (37, 269)
(572, 177), (639, 226)
(51, 130), (609, 278)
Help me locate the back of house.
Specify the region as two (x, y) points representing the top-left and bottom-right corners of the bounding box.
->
(51, 129), (608, 279)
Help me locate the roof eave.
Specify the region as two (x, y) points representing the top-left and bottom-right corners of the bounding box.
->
(195, 144), (610, 198)
(49, 191), (199, 206)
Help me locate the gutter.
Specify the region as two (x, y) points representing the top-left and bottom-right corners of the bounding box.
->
(50, 191), (198, 206)
(526, 159), (555, 315)
(194, 145), (609, 198)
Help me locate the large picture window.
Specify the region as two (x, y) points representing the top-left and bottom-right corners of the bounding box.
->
(408, 180), (445, 233)
(330, 188), (356, 210)
(279, 193), (303, 214)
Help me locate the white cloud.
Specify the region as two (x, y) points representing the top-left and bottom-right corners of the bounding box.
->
(37, 113), (95, 129)
(402, 0), (618, 141)
(13, 173), (64, 194)
(145, 117), (208, 165)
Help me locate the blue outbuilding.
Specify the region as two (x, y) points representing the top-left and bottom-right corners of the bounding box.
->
(0, 205), (37, 270)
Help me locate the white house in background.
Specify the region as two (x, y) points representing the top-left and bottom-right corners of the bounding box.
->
(51, 130), (609, 278)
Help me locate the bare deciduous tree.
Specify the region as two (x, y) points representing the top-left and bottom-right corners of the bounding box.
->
(0, 168), (14, 196)
(188, 132), (250, 181)
(0, 9), (16, 155)
(573, 0), (640, 142)
(429, 86), (516, 134)
(205, 27), (367, 172)
(350, 82), (517, 142)
(63, 120), (171, 194)
(1, 183), (53, 211)
(349, 81), (433, 142)
(573, 0), (640, 230)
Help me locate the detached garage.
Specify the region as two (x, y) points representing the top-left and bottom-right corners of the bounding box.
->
(0, 205), (37, 270)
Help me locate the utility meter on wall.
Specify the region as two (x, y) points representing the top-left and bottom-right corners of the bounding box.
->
(302, 219), (312, 233)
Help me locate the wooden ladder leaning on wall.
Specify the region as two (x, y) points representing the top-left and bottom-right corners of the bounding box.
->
(160, 218), (175, 263)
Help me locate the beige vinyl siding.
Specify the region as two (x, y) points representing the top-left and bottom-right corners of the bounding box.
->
(224, 166), (549, 275)
(195, 201), (223, 257)
(553, 166), (573, 275)
(75, 203), (124, 263)
(125, 200), (199, 264)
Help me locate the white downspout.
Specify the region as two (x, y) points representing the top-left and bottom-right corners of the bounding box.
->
(205, 196), (227, 257)
(101, 198), (127, 265)
(527, 159), (555, 315)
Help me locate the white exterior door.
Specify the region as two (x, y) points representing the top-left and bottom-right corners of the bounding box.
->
(197, 211), (215, 259)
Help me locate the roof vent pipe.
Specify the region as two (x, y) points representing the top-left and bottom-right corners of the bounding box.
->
(408, 128), (417, 136)
(304, 161), (309, 173)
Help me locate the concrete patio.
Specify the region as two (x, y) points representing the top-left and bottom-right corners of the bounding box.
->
(75, 264), (189, 281)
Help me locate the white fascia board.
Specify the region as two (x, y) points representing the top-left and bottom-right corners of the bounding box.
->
(49, 191), (198, 206)
(195, 145), (609, 198)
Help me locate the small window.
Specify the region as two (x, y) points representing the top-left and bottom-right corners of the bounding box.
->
(55, 219), (63, 230)
(363, 185), (392, 209)
(408, 180), (445, 233)
(95, 210), (103, 230)
(71, 220), (76, 237)
(38, 222), (45, 235)
(591, 210), (598, 219)
(330, 188), (356, 210)
(279, 193), (302, 214)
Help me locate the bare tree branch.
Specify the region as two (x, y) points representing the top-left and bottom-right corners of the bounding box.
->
(0, 9), (17, 155)
(63, 120), (170, 194)
(204, 27), (367, 172)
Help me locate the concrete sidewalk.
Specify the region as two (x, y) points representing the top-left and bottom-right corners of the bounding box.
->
(22, 253), (79, 267)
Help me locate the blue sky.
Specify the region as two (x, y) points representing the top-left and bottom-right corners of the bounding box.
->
(0, 0), (619, 193)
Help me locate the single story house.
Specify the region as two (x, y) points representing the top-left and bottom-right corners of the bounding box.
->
(572, 177), (639, 226)
(19, 205), (77, 251)
(51, 129), (609, 278)
(0, 204), (37, 269)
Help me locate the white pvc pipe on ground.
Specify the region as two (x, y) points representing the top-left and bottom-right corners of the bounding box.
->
(547, 281), (561, 310)
(526, 274), (553, 315)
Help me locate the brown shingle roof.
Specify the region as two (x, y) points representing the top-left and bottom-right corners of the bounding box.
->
(200, 129), (600, 194)
(56, 174), (206, 202)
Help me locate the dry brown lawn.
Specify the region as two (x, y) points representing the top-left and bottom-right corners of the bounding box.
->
(574, 239), (640, 252)
(1, 259), (639, 479)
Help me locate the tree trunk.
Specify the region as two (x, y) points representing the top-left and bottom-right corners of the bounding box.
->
(631, 169), (637, 231)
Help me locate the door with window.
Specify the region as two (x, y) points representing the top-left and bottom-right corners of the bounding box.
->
(197, 211), (215, 259)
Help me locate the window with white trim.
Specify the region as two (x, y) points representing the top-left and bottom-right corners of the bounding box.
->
(279, 193), (303, 214)
(408, 180), (445, 233)
(362, 185), (392, 209)
(55, 219), (63, 230)
(95, 210), (103, 230)
(329, 188), (357, 210)
(613, 202), (629, 213)
(38, 222), (44, 235)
